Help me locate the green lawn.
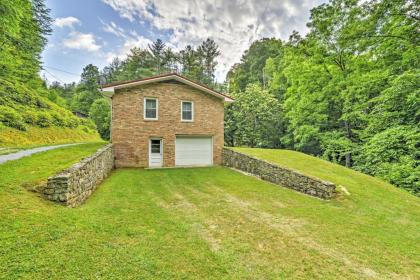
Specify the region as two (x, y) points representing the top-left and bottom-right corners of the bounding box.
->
(1, 147), (419, 279)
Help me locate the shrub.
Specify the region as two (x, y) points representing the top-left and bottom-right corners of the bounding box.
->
(22, 110), (38, 125)
(50, 112), (66, 127)
(0, 106), (26, 131)
(354, 126), (420, 195)
(35, 112), (53, 128)
(64, 117), (79, 129)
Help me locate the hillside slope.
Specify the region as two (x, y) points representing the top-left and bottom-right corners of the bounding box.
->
(0, 146), (419, 278)
(233, 147), (417, 199)
(0, 80), (100, 147)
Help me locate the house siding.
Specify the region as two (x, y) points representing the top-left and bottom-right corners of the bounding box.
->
(111, 82), (224, 167)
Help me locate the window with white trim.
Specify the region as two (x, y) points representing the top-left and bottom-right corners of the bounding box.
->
(144, 98), (158, 120)
(181, 101), (193, 121)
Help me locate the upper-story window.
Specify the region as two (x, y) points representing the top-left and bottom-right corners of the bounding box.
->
(144, 98), (158, 120)
(181, 101), (194, 122)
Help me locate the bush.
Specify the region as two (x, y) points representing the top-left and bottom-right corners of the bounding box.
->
(64, 117), (79, 129)
(89, 98), (110, 140)
(354, 126), (420, 195)
(50, 112), (66, 127)
(79, 117), (97, 130)
(0, 106), (26, 131)
(35, 112), (53, 128)
(22, 110), (38, 125)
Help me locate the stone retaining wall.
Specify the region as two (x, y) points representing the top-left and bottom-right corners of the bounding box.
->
(43, 144), (114, 207)
(223, 148), (337, 199)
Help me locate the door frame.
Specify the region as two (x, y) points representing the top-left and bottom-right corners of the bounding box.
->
(148, 138), (163, 167)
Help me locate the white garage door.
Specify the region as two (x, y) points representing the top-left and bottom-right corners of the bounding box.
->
(175, 137), (213, 166)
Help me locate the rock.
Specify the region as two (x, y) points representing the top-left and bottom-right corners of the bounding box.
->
(222, 148), (337, 199)
(43, 144), (114, 207)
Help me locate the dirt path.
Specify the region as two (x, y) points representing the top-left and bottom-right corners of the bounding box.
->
(0, 143), (83, 164)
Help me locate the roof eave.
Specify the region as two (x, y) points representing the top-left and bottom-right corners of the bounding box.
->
(100, 75), (234, 102)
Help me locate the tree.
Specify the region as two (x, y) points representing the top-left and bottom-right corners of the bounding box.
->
(148, 39), (166, 73)
(101, 58), (123, 84)
(227, 38), (283, 92)
(89, 98), (111, 140)
(197, 38), (220, 85)
(71, 64), (102, 114)
(80, 64), (100, 90)
(178, 45), (203, 82)
(225, 0), (419, 193)
(0, 0), (51, 83)
(118, 47), (155, 80)
(226, 84), (281, 148)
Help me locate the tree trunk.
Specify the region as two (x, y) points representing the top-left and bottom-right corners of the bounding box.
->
(345, 153), (351, 168)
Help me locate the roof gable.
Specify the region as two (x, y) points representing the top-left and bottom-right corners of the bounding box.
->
(101, 73), (234, 102)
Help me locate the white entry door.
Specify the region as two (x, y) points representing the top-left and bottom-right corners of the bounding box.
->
(175, 136), (212, 166)
(149, 139), (163, 167)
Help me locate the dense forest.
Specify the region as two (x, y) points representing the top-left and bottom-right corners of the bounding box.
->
(226, 0), (419, 195)
(0, 0), (418, 194)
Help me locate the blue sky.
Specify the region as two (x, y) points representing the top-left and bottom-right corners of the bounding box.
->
(41, 0), (326, 84)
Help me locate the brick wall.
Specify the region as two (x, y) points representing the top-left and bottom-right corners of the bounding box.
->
(111, 82), (224, 167)
(223, 148), (337, 199)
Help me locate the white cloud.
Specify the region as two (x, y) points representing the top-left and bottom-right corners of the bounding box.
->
(105, 35), (153, 63)
(63, 31), (101, 52)
(102, 0), (327, 80)
(101, 20), (127, 38)
(101, 20), (153, 63)
(54, 16), (80, 28)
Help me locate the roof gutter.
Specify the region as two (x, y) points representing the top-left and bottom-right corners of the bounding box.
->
(100, 74), (234, 103)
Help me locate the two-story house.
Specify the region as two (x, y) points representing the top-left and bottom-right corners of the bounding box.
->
(101, 73), (234, 168)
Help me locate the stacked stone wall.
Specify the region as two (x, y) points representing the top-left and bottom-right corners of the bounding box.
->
(44, 144), (114, 207)
(223, 148), (337, 199)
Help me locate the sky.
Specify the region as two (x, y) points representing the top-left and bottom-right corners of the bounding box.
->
(41, 0), (326, 84)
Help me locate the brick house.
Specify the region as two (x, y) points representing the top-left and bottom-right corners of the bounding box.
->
(101, 73), (234, 168)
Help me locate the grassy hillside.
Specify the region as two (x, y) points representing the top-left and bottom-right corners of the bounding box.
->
(232, 147), (416, 198)
(0, 147), (419, 278)
(0, 125), (101, 148)
(0, 80), (101, 147)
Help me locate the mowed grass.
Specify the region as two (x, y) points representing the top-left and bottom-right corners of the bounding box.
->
(0, 147), (419, 279)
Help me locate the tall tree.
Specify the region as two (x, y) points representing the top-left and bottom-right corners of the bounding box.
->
(71, 64), (102, 114)
(179, 45), (203, 81)
(227, 38), (283, 92)
(225, 84), (282, 148)
(197, 38), (220, 85)
(148, 39), (166, 73)
(0, 0), (52, 83)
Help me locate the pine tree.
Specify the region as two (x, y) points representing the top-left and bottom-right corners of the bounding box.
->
(148, 39), (166, 73)
(197, 38), (220, 85)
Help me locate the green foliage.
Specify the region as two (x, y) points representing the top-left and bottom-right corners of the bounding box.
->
(89, 98), (111, 140)
(227, 38), (283, 92)
(0, 126), (100, 148)
(0, 79), (96, 131)
(354, 126), (419, 194)
(0, 0), (100, 145)
(100, 38), (221, 87)
(197, 38), (221, 85)
(226, 0), (419, 193)
(0, 0), (51, 83)
(225, 84), (283, 148)
(35, 111), (52, 127)
(0, 106), (26, 131)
